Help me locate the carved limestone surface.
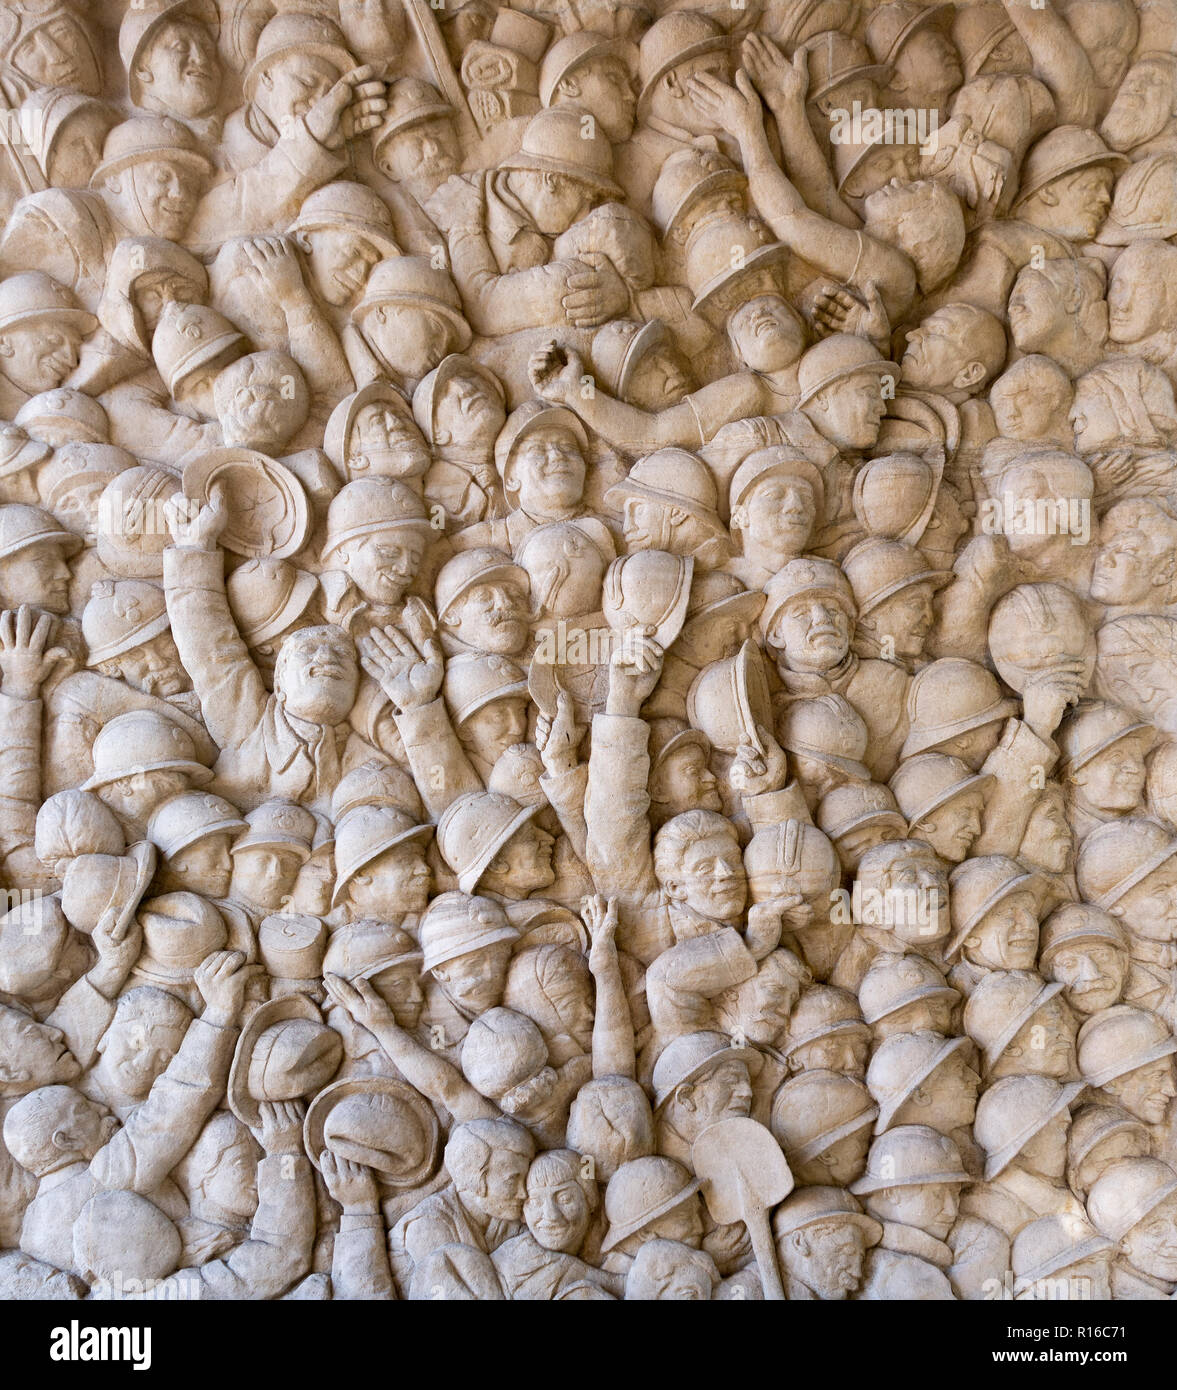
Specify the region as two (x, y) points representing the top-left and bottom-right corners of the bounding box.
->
(0, 0), (1176, 1307)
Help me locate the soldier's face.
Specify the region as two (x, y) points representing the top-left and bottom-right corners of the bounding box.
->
(369, 307), (452, 383)
(1007, 271), (1066, 354)
(277, 629), (359, 724)
(102, 1015), (187, 1099)
(562, 57), (636, 143)
(870, 584), (937, 663)
(0, 540), (72, 613)
(812, 373), (887, 450)
(684, 1060), (754, 1130)
(1113, 1055), (1177, 1125)
(898, 1181), (959, 1240)
(0, 323), (81, 394)
(378, 117), (460, 186)
(1020, 792), (1071, 874)
(349, 403), (431, 478)
(115, 630), (188, 698)
(629, 347), (693, 409)
(126, 160), (203, 241)
(347, 841), (431, 918)
(1092, 514), (1164, 604)
(449, 581), (530, 655)
(738, 478), (815, 559)
(139, 19), (221, 118)
(509, 429), (586, 515)
(835, 821), (903, 873)
(991, 372), (1065, 440)
(46, 108), (114, 189)
(487, 821), (556, 894)
(795, 1127), (871, 1188)
(1124, 1195), (1177, 1282)
(204, 1133), (259, 1217)
(729, 296), (805, 374)
(1074, 740), (1148, 811)
(1117, 860), (1177, 941)
(1018, 1110), (1070, 1180)
(791, 1219), (868, 1300)
(481, 1149), (530, 1221)
(256, 53), (340, 131)
(371, 962), (425, 1030)
(1025, 168), (1114, 243)
(652, 744), (721, 815)
(459, 697), (528, 769)
(997, 999), (1076, 1081)
(166, 832), (234, 900)
(341, 528), (426, 607)
(770, 598), (851, 671)
(12, 14), (100, 95)
(1048, 942), (1125, 1015)
(673, 831), (746, 922)
(305, 230), (381, 308)
(432, 373), (505, 451)
(524, 1176), (591, 1253)
(231, 846), (303, 910)
(646, 1195), (704, 1246)
(431, 942), (511, 1016)
(966, 892), (1040, 971)
(0, 1011), (78, 1089)
(292, 849), (334, 917)
(875, 996), (955, 1042)
(790, 1032), (869, 1076)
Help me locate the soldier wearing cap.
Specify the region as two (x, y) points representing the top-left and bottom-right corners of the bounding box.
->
(224, 557), (320, 689)
(540, 32), (638, 143)
(859, 952), (959, 1044)
(725, 448), (823, 590)
(163, 489), (368, 812)
(4, 946), (252, 1274)
(772, 1185), (881, 1300)
(770, 1072), (876, 1189)
(326, 381), (432, 489)
(147, 790), (245, 901)
(1058, 700), (1154, 843)
(286, 180), (402, 319)
(742, 821), (846, 985)
(226, 799), (315, 920)
(87, 114), (213, 251)
(0, 273), (97, 418)
(0, 1), (102, 103)
(598, 1155), (706, 1277)
(851, 1125), (975, 1299)
(388, 1116), (535, 1296)
(425, 105), (628, 338)
(352, 256), (472, 392)
(760, 557), (910, 780)
(321, 478), (431, 635)
(81, 578), (186, 701)
(1078, 1006), (1177, 1140)
(817, 783), (906, 875)
(196, 14), (386, 253)
(944, 855), (1041, 998)
(866, 1030), (980, 1152)
(603, 446), (728, 569)
(435, 546), (531, 660)
(1077, 818), (1177, 1024)
(455, 400), (613, 565)
(1011, 1212), (1114, 1301)
(331, 803), (432, 926)
(1088, 1156), (1177, 1298)
(119, 0), (221, 134)
(321, 920), (424, 1074)
(890, 755), (991, 867)
(965, 1074), (1086, 1240)
(650, 1030), (759, 1169)
(1040, 902), (1129, 1020)
(964, 969), (1078, 1082)
(845, 538), (952, 672)
(830, 840), (951, 994)
(613, 14), (733, 217)
(373, 79), (464, 204)
(1067, 1103), (1151, 1202)
(80, 708), (212, 839)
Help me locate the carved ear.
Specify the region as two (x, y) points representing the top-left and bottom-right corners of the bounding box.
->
(51, 1126), (75, 1151)
(730, 504), (748, 529)
(1038, 185), (1059, 208)
(955, 361), (987, 389)
(292, 230), (313, 254)
(135, 64), (153, 87)
(0, 335), (12, 358)
(663, 69), (683, 97)
(557, 74), (581, 100)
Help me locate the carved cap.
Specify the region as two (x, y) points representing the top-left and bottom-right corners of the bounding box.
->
(225, 557), (318, 649)
(818, 781), (907, 843)
(0, 502), (81, 563)
(373, 78), (454, 151)
(82, 710), (212, 790)
(770, 1070), (878, 1165)
(1075, 817), (1177, 911)
(890, 753), (993, 840)
(437, 789), (539, 894)
(772, 1184), (882, 1244)
(322, 917), (418, 981)
(963, 970), (1064, 1074)
(500, 104), (622, 197)
(900, 658), (1018, 759)
(0, 271), (96, 338)
(82, 578), (169, 665)
(863, 1), (955, 69)
(322, 477), (429, 557)
(798, 31), (888, 102)
(286, 181), (402, 258)
(636, 13), (729, 115)
(0, 895), (69, 995)
(1077, 1004), (1177, 1089)
(118, 0), (220, 105)
(1056, 699), (1155, 776)
(1012, 1212), (1113, 1286)
(146, 791), (246, 859)
(443, 651), (528, 727)
(782, 985), (868, 1060)
(1039, 902), (1128, 967)
(1087, 1157), (1177, 1242)
(539, 30), (637, 108)
(974, 1074), (1085, 1180)
(778, 693), (869, 776)
(330, 804), (431, 905)
(229, 995), (343, 1127)
(434, 546), (529, 621)
(331, 759), (422, 823)
(841, 537), (951, 616)
(849, 1124), (969, 1194)
(15, 388), (107, 444)
(494, 399), (588, 478)
(152, 301), (244, 396)
(462, 1006), (548, 1098)
(858, 952), (958, 1027)
(601, 1155), (701, 1250)
(135, 889), (227, 980)
(797, 334), (897, 406)
(90, 114), (213, 187)
(353, 257), (472, 352)
(419, 890), (519, 972)
(651, 1029), (761, 1109)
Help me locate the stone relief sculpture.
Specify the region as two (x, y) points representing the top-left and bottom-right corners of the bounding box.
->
(0, 0), (1176, 1305)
